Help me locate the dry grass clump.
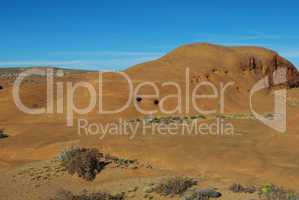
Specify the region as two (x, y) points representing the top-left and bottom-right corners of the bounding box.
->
(110, 157), (137, 168)
(229, 183), (256, 193)
(58, 147), (109, 181)
(51, 190), (124, 200)
(152, 177), (197, 196)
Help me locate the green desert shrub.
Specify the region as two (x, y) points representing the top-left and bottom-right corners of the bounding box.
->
(264, 113), (275, 120)
(51, 190), (124, 200)
(58, 147), (109, 181)
(190, 114), (206, 120)
(153, 177), (197, 196)
(215, 113), (226, 119)
(231, 113), (245, 119)
(259, 184), (298, 200)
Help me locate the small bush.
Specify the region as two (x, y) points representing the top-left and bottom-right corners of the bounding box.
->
(153, 177), (197, 196)
(216, 114), (226, 119)
(152, 117), (161, 123)
(229, 183), (256, 193)
(59, 147), (109, 181)
(259, 184), (298, 200)
(51, 190), (124, 200)
(191, 114), (206, 120)
(0, 130), (8, 139)
(265, 113), (274, 120)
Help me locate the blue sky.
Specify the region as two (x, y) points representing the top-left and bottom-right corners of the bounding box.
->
(0, 0), (299, 70)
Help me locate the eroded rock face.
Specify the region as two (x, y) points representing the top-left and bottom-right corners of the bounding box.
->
(274, 55), (299, 89)
(127, 43), (299, 90)
(289, 74), (299, 88)
(243, 54), (299, 89)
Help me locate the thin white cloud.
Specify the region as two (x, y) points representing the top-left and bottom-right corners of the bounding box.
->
(281, 50), (299, 58)
(237, 34), (299, 40)
(0, 49), (166, 70)
(0, 60), (82, 66)
(197, 33), (299, 41)
(0, 55), (160, 70)
(51, 51), (164, 57)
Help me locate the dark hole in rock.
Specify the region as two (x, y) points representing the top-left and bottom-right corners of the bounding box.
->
(136, 97), (142, 102)
(0, 85), (3, 90)
(0, 130), (8, 139)
(154, 100), (159, 105)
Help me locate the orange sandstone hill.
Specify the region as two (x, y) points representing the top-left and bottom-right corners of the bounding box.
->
(0, 43), (298, 123)
(127, 43), (299, 88)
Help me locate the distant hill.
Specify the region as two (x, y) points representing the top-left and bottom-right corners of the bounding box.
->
(0, 66), (91, 74)
(127, 43), (299, 88)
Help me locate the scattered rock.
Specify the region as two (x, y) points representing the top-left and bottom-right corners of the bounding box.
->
(197, 188), (222, 198)
(181, 188), (221, 200)
(143, 186), (154, 193)
(128, 186), (138, 193)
